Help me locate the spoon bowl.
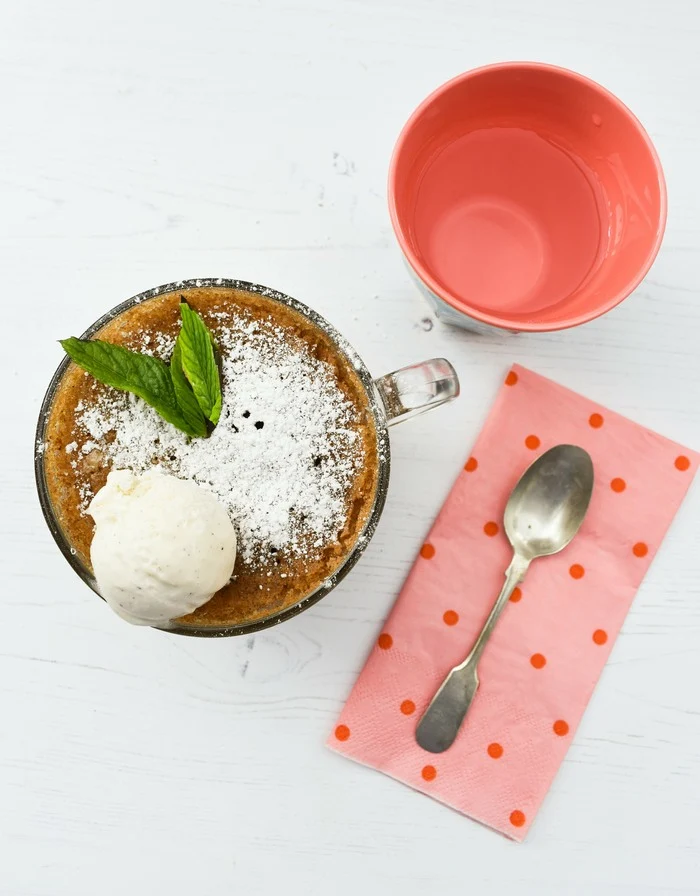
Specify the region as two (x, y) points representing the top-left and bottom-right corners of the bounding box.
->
(506, 445), (594, 560)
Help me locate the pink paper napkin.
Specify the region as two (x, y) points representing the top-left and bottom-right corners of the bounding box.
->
(327, 365), (698, 840)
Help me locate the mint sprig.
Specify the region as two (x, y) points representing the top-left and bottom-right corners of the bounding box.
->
(60, 303), (223, 439)
(178, 299), (222, 425)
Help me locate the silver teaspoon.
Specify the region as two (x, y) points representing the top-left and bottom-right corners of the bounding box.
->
(415, 444), (594, 754)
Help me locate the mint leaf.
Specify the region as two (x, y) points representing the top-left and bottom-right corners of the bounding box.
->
(177, 300), (222, 425)
(60, 305), (223, 439)
(169, 341), (208, 437)
(60, 337), (203, 438)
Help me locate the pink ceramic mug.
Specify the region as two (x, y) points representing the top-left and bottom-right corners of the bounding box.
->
(388, 62), (667, 333)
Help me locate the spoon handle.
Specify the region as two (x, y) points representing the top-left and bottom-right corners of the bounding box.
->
(462, 554), (529, 670)
(415, 555), (528, 754)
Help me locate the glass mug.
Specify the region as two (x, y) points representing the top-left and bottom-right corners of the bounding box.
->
(35, 278), (460, 636)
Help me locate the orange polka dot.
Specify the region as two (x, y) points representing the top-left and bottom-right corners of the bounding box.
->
(610, 477), (626, 493)
(633, 542), (648, 558)
(400, 700), (415, 716)
(335, 724), (350, 741)
(505, 371), (518, 386)
(464, 457), (478, 472)
(443, 610), (459, 626)
(553, 720), (569, 736)
(377, 633), (393, 650)
(569, 564), (585, 580)
(421, 765), (437, 781)
(525, 435), (541, 450)
(510, 810), (526, 827)
(592, 629), (608, 645)
(589, 413), (604, 428)
(510, 587), (522, 603)
(487, 742), (503, 759)
(530, 653), (546, 669)
(675, 455), (690, 471)
(484, 521), (499, 537)
(420, 543), (436, 559)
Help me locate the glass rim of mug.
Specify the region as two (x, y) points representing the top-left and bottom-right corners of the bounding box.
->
(35, 278), (402, 637)
(388, 61), (668, 333)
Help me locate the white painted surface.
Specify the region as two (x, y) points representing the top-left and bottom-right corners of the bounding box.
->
(2, 0), (700, 893)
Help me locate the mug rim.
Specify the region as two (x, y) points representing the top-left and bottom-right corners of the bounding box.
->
(387, 60), (668, 333)
(34, 278), (391, 637)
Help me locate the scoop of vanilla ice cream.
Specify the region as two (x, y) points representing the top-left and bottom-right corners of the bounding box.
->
(88, 468), (237, 626)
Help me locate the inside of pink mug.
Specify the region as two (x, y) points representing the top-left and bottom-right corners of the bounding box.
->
(390, 64), (665, 330)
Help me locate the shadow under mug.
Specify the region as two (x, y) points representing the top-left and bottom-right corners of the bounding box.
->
(389, 62), (667, 333)
(35, 278), (460, 637)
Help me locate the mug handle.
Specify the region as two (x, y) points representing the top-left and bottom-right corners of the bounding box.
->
(374, 358), (460, 426)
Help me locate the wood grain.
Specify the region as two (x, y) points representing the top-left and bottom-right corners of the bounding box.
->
(2, 0), (699, 893)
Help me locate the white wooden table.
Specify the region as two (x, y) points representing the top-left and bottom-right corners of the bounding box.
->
(3, 1), (700, 893)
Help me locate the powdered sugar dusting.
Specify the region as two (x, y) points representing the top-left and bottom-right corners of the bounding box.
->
(72, 313), (366, 567)
(138, 331), (175, 358)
